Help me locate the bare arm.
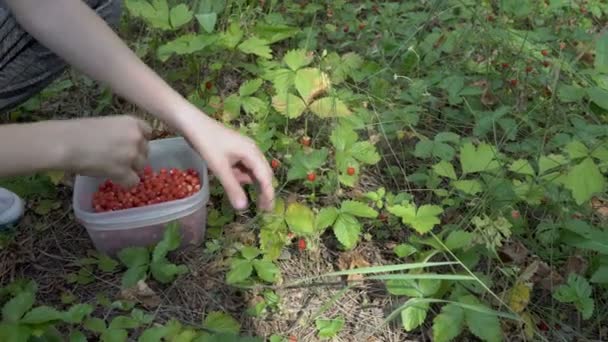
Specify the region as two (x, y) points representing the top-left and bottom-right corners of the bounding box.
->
(3, 0), (273, 211)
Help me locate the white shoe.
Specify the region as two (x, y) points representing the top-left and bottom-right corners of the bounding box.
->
(0, 188), (24, 230)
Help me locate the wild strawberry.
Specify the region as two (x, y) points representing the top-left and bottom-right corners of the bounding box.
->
(537, 321), (549, 332)
(543, 60), (551, 68)
(511, 210), (521, 220)
(541, 49), (549, 57)
(343, 25), (350, 33)
(307, 172), (316, 182)
(525, 66), (533, 73)
(288, 335), (298, 342)
(205, 81), (213, 90)
(298, 238), (307, 251)
(287, 232), (295, 240)
(271, 158), (280, 169)
(358, 22), (366, 30)
(501, 63), (510, 69)
(346, 166), (356, 176)
(300, 136), (311, 147)
(378, 212), (388, 223)
(509, 79), (518, 87)
(487, 14), (495, 22)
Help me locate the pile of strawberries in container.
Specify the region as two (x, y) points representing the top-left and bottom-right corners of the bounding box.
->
(92, 166), (201, 213)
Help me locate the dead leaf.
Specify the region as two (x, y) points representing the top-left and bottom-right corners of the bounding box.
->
(591, 197), (608, 220)
(118, 280), (161, 309)
(337, 250), (371, 282)
(565, 255), (588, 276)
(498, 240), (528, 265)
(522, 258), (564, 291)
(481, 87), (498, 107)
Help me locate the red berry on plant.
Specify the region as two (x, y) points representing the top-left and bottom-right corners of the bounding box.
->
(346, 166), (356, 176)
(271, 158), (280, 169)
(537, 321), (549, 332)
(343, 25), (350, 33)
(298, 238), (307, 251)
(543, 60), (551, 67)
(205, 81), (213, 90)
(541, 49), (549, 57)
(487, 14), (495, 22)
(509, 79), (518, 87)
(358, 22), (366, 30)
(501, 63), (510, 69)
(300, 136), (311, 147)
(511, 210), (521, 219)
(307, 172), (316, 182)
(525, 66), (533, 73)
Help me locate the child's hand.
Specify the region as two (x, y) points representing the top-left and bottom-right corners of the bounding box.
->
(182, 114), (274, 212)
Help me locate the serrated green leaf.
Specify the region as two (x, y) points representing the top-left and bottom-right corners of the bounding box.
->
(333, 213), (361, 250)
(330, 125), (358, 151)
(287, 148), (328, 181)
(590, 265), (608, 283)
(101, 328), (128, 342)
(150, 260), (188, 284)
(351, 141), (380, 164)
(62, 304), (93, 324)
(433, 161), (457, 180)
(340, 201), (378, 218)
(203, 312), (241, 334)
(394, 244), (418, 258)
(386, 278), (441, 297)
(226, 259), (253, 285)
(240, 246), (261, 261)
(538, 154), (567, 175)
(121, 265), (148, 288)
(401, 302), (429, 331)
(316, 207), (339, 231)
(509, 159), (535, 176)
(241, 96), (267, 116)
(220, 23), (244, 49)
(2, 291), (35, 322)
(195, 12), (217, 33)
(316, 317), (345, 338)
(222, 94), (241, 121)
(460, 142), (500, 174)
(20, 306), (63, 324)
(169, 4), (192, 29)
(433, 303), (465, 342)
(294, 68), (330, 104)
(157, 34), (217, 62)
(310, 97), (352, 117)
(588, 87), (608, 110)
(98, 254), (119, 273)
(138, 326), (169, 342)
(452, 179), (483, 195)
(566, 140), (589, 159)
(272, 93), (306, 118)
(110, 315), (140, 329)
(238, 37), (272, 59)
(153, 223), (181, 262)
(565, 158), (605, 205)
(558, 85), (586, 103)
(84, 317), (106, 333)
(239, 79), (263, 97)
(284, 49), (313, 71)
(126, 0), (170, 30)
(388, 203), (443, 234)
(285, 203), (315, 236)
(252, 260), (280, 283)
(445, 230), (474, 250)
(460, 295), (503, 342)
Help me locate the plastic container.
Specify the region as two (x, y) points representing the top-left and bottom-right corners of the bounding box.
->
(73, 137), (209, 255)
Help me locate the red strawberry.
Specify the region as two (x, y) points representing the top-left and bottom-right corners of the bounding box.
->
(307, 172), (316, 182)
(509, 79), (518, 87)
(525, 66), (533, 73)
(537, 321), (549, 332)
(205, 81), (213, 90)
(346, 166), (356, 176)
(543, 60), (551, 68)
(501, 63), (510, 69)
(511, 210), (521, 219)
(300, 136), (311, 147)
(298, 238), (307, 251)
(541, 49), (549, 57)
(358, 23), (366, 30)
(343, 25), (350, 33)
(271, 158), (280, 169)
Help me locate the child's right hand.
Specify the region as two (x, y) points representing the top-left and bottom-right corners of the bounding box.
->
(60, 115), (151, 187)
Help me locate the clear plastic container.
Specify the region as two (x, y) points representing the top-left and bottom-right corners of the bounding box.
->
(73, 137), (209, 255)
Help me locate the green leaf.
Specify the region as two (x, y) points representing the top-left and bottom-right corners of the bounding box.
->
(2, 291), (34, 322)
(238, 37), (272, 59)
(401, 302), (429, 331)
(595, 32), (608, 73)
(252, 260), (280, 283)
(315, 317), (344, 338)
(20, 306), (63, 324)
(386, 278), (441, 297)
(101, 328), (128, 342)
(220, 23), (244, 49)
(84, 317), (107, 333)
(223, 94), (241, 121)
(139, 326), (169, 342)
(432, 303), (465, 342)
(566, 140), (590, 159)
(587, 87), (608, 110)
(284, 49), (313, 71)
(157, 34), (216, 62)
(294, 68), (330, 104)
(70, 331), (87, 342)
(340, 201), (378, 218)
(330, 125), (358, 151)
(460, 142), (500, 174)
(118, 247), (150, 268)
(452, 180), (483, 195)
(557, 85), (586, 103)
(315, 207), (339, 231)
(195, 12), (217, 33)
(309, 97), (352, 117)
(239, 79), (263, 97)
(240, 246), (261, 261)
(153, 222), (182, 262)
(460, 295), (503, 342)
(394, 244), (418, 258)
(565, 158), (606, 205)
(351, 141), (381, 164)
(590, 266), (608, 283)
(538, 154), (568, 175)
(287, 148), (329, 181)
(125, 0), (170, 30)
(553, 274), (595, 319)
(203, 312), (240, 335)
(150, 260), (188, 284)
(387, 203), (444, 234)
(508, 159), (535, 176)
(333, 213), (361, 250)
(121, 265), (148, 288)
(433, 161), (457, 180)
(62, 304), (93, 324)
(445, 230), (474, 250)
(169, 4), (193, 29)
(285, 202), (315, 236)
(272, 93), (306, 118)
(110, 315), (140, 329)
(226, 259), (253, 284)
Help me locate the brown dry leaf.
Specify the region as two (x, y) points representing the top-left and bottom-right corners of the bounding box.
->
(498, 240), (529, 265)
(522, 258), (564, 291)
(481, 87), (498, 107)
(118, 280), (161, 309)
(337, 250), (371, 282)
(565, 255), (588, 276)
(223, 223), (257, 245)
(591, 197), (608, 219)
